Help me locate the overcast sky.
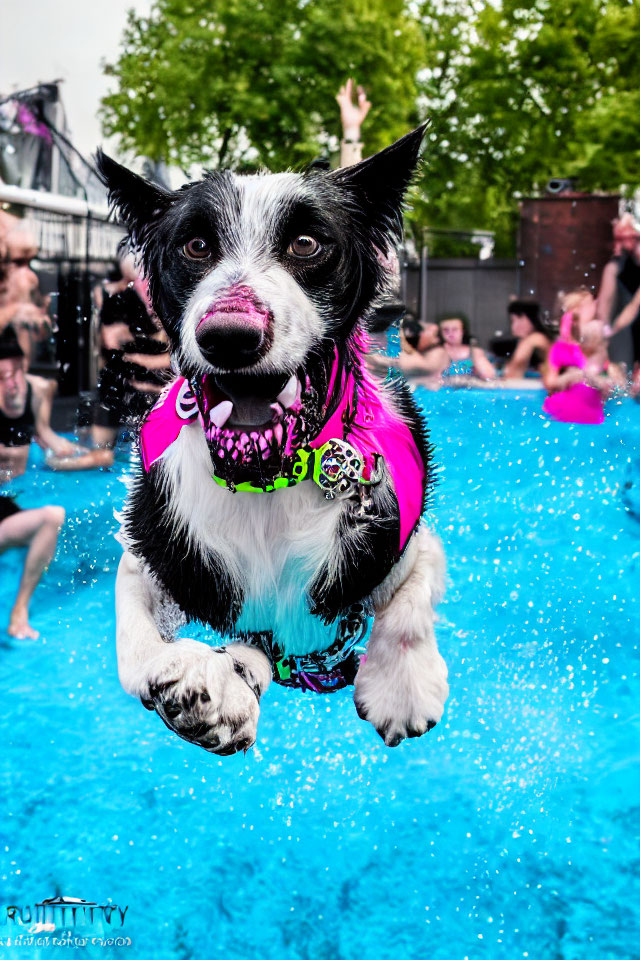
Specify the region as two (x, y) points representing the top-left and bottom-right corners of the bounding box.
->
(1, 0), (152, 158)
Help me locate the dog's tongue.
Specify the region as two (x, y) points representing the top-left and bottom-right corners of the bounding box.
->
(227, 395), (274, 427)
(207, 372), (290, 428)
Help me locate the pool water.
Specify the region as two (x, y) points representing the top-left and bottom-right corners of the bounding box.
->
(1, 389), (639, 960)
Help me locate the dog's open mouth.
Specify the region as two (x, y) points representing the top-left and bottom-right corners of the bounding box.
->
(198, 369), (321, 483)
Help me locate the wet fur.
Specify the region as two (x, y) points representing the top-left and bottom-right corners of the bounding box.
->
(100, 127), (449, 753)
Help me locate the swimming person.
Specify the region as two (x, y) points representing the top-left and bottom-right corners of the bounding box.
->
(501, 300), (551, 380)
(368, 313), (494, 387)
(542, 291), (622, 424)
(436, 313), (495, 382)
(0, 331), (70, 638)
(401, 314), (442, 355)
(367, 315), (444, 386)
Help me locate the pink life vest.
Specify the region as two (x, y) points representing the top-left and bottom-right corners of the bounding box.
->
(140, 340), (427, 554)
(543, 341), (605, 425)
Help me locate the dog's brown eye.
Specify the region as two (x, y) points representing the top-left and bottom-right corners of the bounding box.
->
(184, 238), (211, 260)
(288, 235), (320, 259)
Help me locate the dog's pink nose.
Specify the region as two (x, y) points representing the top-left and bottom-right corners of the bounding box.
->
(196, 286), (271, 368)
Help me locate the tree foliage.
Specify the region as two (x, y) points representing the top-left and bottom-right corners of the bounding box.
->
(415, 0), (640, 254)
(101, 0), (425, 170)
(102, 0), (640, 254)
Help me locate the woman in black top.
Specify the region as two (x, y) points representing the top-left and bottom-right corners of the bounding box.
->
(95, 282), (170, 427)
(50, 255), (171, 471)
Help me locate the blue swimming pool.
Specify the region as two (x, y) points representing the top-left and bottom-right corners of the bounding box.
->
(1, 388), (639, 959)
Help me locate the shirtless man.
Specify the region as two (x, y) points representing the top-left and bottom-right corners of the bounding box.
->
(0, 332), (75, 638)
(0, 211), (51, 364)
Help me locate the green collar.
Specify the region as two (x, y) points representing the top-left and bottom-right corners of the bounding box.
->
(211, 438), (381, 497)
(212, 444), (322, 493)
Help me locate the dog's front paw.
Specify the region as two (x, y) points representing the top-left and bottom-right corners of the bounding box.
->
(138, 639), (271, 755)
(354, 647), (448, 747)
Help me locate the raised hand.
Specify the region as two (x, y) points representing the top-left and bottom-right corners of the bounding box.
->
(336, 78), (371, 141)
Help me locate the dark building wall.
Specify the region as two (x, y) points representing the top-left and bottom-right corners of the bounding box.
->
(518, 194), (620, 320)
(404, 258), (518, 348)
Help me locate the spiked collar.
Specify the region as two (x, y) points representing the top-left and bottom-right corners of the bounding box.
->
(140, 369), (380, 498)
(139, 345), (428, 552)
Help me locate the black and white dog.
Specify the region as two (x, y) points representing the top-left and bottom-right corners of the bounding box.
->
(98, 125), (448, 755)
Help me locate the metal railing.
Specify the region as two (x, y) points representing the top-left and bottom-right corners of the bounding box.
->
(1, 187), (125, 394)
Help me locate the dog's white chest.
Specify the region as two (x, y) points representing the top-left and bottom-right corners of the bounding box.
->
(160, 424), (345, 655)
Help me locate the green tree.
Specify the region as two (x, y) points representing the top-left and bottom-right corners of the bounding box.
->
(413, 0), (640, 254)
(569, 0), (640, 189)
(100, 0), (425, 171)
(102, 0), (640, 254)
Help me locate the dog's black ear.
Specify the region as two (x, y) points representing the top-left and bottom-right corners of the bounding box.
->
(327, 122), (428, 243)
(95, 149), (172, 247)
